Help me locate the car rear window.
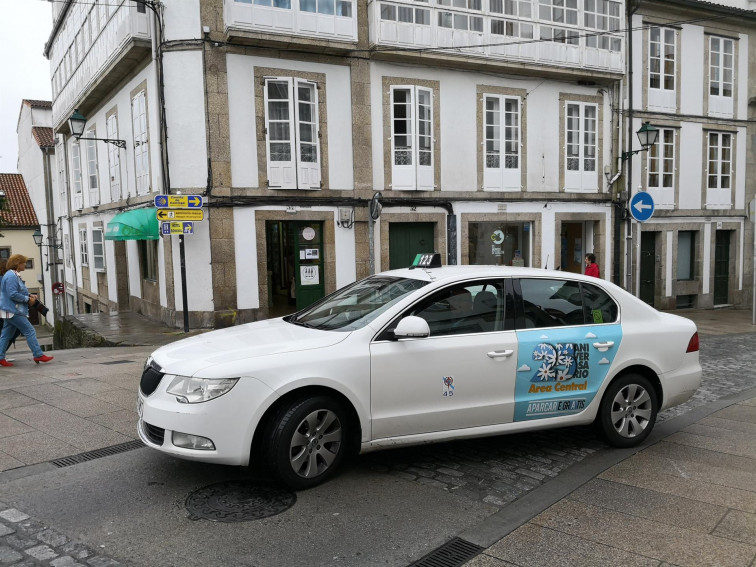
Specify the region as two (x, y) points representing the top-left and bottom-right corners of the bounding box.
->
(518, 278), (619, 328)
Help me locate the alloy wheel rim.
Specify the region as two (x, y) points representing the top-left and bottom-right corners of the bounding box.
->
(289, 409), (342, 478)
(609, 383), (653, 438)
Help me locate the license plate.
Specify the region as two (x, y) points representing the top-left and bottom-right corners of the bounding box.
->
(137, 397), (143, 418)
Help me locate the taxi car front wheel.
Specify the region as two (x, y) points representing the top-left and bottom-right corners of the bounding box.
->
(264, 396), (348, 490)
(596, 374), (658, 448)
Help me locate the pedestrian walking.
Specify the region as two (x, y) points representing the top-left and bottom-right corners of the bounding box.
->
(0, 254), (53, 367)
(584, 253), (600, 278)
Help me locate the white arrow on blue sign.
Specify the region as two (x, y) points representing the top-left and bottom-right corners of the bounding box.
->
(629, 191), (655, 222)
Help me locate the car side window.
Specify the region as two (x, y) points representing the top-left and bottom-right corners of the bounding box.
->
(407, 280), (506, 337)
(519, 278), (585, 328)
(581, 282), (618, 324)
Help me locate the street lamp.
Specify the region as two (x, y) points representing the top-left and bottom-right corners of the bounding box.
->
(621, 122), (659, 161)
(68, 109), (127, 149)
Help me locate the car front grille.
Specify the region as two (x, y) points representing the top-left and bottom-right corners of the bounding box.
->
(140, 361), (165, 397)
(141, 421), (166, 446)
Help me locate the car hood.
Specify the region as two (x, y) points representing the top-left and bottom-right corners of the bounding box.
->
(151, 318), (349, 377)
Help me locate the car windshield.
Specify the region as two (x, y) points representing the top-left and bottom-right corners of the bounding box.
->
(287, 276), (428, 331)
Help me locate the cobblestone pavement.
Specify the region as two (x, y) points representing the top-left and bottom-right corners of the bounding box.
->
(0, 333), (752, 565)
(360, 332), (756, 507)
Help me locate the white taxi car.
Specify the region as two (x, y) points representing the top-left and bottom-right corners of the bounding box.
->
(138, 258), (701, 489)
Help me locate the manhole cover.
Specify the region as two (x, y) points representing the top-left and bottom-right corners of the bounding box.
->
(185, 481), (296, 522)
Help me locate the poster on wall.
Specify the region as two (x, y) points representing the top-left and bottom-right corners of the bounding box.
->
(300, 265), (320, 286)
(305, 248), (319, 259)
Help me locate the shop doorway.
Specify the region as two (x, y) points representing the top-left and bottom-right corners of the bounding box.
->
(266, 221), (325, 317)
(639, 232), (656, 306)
(388, 223), (435, 270)
(560, 222), (585, 274)
(714, 230), (730, 305)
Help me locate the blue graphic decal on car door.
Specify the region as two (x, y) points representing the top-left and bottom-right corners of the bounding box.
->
(514, 325), (622, 421)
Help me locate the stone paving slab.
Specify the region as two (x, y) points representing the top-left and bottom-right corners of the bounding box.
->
(470, 523), (660, 567)
(568, 477), (727, 533)
(712, 509), (756, 545)
(0, 432), (79, 466)
(530, 499), (756, 567)
(12, 385), (122, 419)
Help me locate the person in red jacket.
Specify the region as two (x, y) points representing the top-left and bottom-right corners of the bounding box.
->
(584, 253), (600, 278)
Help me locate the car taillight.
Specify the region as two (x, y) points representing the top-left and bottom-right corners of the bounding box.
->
(686, 332), (699, 353)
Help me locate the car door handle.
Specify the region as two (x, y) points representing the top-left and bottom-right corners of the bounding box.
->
(593, 341), (615, 352)
(487, 350), (514, 358)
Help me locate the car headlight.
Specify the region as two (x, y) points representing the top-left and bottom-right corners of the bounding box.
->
(165, 375), (239, 404)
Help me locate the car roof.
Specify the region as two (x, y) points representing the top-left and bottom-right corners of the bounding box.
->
(380, 265), (598, 284)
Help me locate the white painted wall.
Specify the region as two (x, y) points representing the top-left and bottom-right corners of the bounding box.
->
(127, 240), (142, 299)
(163, 0), (202, 41)
(171, 219), (213, 311)
(369, 61), (609, 194)
(678, 122), (702, 210)
(738, 34), (749, 120)
(680, 25), (704, 116)
(227, 54), (354, 190)
(163, 50), (208, 189)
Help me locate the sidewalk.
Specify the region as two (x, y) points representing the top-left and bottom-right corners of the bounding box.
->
(464, 390), (756, 566)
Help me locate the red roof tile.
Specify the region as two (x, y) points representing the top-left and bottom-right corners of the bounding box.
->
(32, 127), (55, 149)
(23, 100), (52, 109)
(0, 174), (40, 228)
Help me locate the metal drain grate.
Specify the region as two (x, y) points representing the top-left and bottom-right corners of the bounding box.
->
(100, 360), (135, 365)
(51, 440), (145, 468)
(409, 538), (484, 567)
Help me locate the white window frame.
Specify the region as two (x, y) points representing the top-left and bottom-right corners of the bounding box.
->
(483, 94), (521, 191)
(649, 26), (676, 111)
(647, 127), (675, 207)
(706, 131), (732, 208)
(564, 102), (597, 192)
(390, 85), (434, 191)
(85, 128), (100, 206)
(71, 140), (84, 210)
(79, 227), (89, 267)
(538, 0), (578, 25)
(264, 77), (322, 190)
(709, 36), (734, 117)
(132, 90), (150, 195)
(584, 0), (621, 51)
(106, 114), (122, 202)
(91, 227), (106, 272)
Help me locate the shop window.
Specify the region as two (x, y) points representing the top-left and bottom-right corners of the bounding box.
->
(469, 222), (530, 266)
(677, 231), (695, 281)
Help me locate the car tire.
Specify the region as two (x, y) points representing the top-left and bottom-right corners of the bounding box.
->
(264, 396), (349, 490)
(595, 374), (658, 448)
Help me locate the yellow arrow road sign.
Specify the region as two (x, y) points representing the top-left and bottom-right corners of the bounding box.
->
(156, 209), (205, 221)
(154, 195), (204, 209)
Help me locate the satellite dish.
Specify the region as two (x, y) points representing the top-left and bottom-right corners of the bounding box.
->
(369, 192), (382, 220)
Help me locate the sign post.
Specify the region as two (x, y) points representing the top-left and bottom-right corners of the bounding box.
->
(155, 195), (206, 333)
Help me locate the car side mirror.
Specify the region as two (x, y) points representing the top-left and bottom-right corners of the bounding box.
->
(393, 316), (430, 340)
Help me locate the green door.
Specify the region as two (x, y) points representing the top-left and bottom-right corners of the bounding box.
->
(714, 230), (730, 305)
(292, 222), (325, 310)
(639, 232), (656, 306)
(389, 223), (435, 270)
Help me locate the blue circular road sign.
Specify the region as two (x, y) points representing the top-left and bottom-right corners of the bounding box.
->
(629, 191), (655, 222)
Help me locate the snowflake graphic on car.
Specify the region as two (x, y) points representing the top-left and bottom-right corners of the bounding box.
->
(531, 343), (576, 383)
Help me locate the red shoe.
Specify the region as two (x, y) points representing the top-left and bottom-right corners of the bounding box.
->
(0, 359), (13, 367)
(33, 355), (54, 364)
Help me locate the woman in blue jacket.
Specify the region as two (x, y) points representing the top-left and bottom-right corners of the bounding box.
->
(0, 254), (53, 367)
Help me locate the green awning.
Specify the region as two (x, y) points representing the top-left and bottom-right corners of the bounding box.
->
(105, 208), (159, 240)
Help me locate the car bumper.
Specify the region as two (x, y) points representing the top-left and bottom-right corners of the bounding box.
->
(137, 376), (278, 466)
(659, 353), (702, 410)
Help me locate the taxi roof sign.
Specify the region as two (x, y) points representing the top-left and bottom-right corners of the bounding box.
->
(409, 253), (442, 269)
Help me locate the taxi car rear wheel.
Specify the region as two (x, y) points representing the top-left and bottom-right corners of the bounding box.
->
(596, 374), (658, 448)
(264, 396), (349, 490)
